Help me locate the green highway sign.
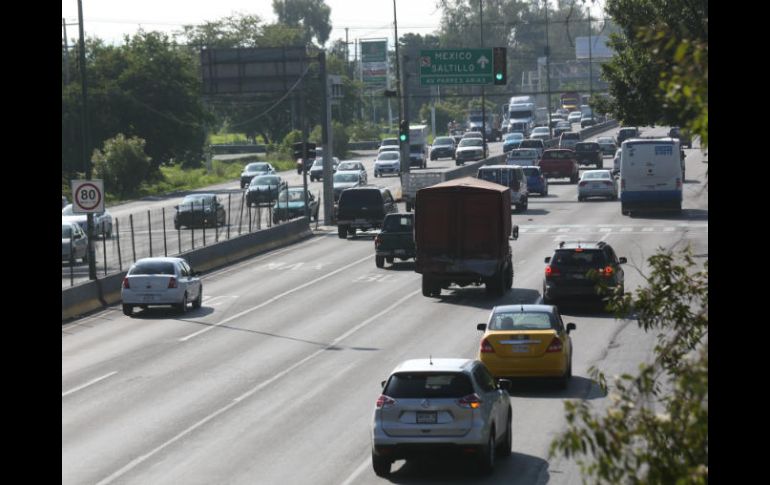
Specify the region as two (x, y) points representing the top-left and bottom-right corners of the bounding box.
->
(419, 48), (495, 86)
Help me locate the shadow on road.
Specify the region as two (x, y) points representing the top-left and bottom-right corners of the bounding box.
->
(628, 208), (708, 221)
(507, 375), (606, 400)
(430, 288), (542, 311)
(385, 450), (549, 484)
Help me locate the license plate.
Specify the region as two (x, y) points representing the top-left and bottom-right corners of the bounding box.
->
(355, 219), (366, 223)
(571, 274), (586, 279)
(510, 346), (530, 353)
(394, 249), (406, 255)
(416, 412), (437, 424)
(592, 183), (602, 188)
(141, 295), (155, 302)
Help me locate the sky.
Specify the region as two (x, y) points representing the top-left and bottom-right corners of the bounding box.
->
(61, 0), (445, 54)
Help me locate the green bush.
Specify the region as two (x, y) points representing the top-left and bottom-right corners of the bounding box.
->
(309, 122), (349, 158)
(92, 134), (152, 197)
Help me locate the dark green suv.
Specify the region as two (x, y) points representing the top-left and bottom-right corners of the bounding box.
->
(543, 241), (627, 304)
(374, 213), (415, 268)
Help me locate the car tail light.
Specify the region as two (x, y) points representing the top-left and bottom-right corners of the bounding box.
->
(545, 266), (560, 278)
(375, 235), (382, 248)
(480, 338), (495, 353)
(376, 395), (396, 409)
(546, 337), (563, 353)
(168, 277), (178, 288)
(676, 178), (682, 189)
(599, 265), (614, 277)
(578, 181), (587, 186)
(621, 178), (626, 189)
(457, 393), (482, 409)
(603, 181), (613, 186)
(122, 277), (130, 289)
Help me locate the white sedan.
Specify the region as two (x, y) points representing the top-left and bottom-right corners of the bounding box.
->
(577, 170), (618, 201)
(121, 257), (202, 316)
(62, 204), (113, 238)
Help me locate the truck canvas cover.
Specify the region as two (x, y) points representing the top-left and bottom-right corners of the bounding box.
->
(415, 177), (511, 274)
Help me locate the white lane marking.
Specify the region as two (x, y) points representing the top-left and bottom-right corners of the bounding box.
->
(179, 254), (373, 342)
(600, 232), (610, 242)
(96, 289), (419, 485)
(664, 227), (676, 232)
(557, 228), (571, 233)
(62, 371), (118, 398)
(339, 458), (371, 485)
(620, 227), (633, 232)
(642, 227), (655, 232)
(202, 295), (237, 307)
(599, 227), (612, 232)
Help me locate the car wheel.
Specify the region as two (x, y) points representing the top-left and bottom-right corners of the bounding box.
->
(478, 430), (496, 474)
(372, 454), (391, 477)
(192, 286), (203, 309)
(386, 257), (394, 264)
(578, 196), (584, 202)
(522, 198), (528, 211)
(122, 304), (133, 317)
(174, 222), (181, 230)
(338, 226), (347, 239)
(558, 365), (570, 390)
(375, 255), (384, 268)
(348, 227), (357, 236)
(176, 293), (188, 314)
(374, 171), (379, 178)
(621, 204), (630, 216)
(497, 412), (512, 457)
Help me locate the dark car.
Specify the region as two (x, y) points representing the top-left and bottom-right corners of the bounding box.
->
(174, 194), (226, 229)
(596, 136), (617, 156)
(333, 170), (365, 202)
(246, 175), (287, 206)
(336, 186), (397, 238)
(573, 142), (603, 169)
(430, 136), (457, 160)
(240, 162), (275, 189)
(542, 241), (626, 305)
(668, 127), (692, 149)
(273, 187), (320, 223)
(520, 165), (548, 196)
(374, 213), (415, 268)
(580, 116), (596, 128)
(616, 127), (639, 145)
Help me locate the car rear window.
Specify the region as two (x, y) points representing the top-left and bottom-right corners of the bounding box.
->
(522, 167), (540, 176)
(385, 372), (474, 398)
(129, 261), (176, 275)
(339, 189), (382, 206)
(552, 249), (607, 267)
(490, 311), (555, 330)
(575, 143), (599, 151)
(62, 225), (74, 238)
(383, 215), (413, 232)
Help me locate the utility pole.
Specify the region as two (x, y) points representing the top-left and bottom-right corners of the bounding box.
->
(545, 0), (553, 138)
(77, 0), (96, 281)
(63, 18), (71, 85)
(394, 0), (408, 177)
(588, 10), (593, 103)
(320, 52), (335, 226)
(479, 0), (487, 154)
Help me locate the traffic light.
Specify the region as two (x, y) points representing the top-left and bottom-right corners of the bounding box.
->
(493, 47), (507, 85)
(304, 142), (316, 159)
(292, 142), (304, 160)
(292, 142), (316, 160)
(399, 120), (409, 143)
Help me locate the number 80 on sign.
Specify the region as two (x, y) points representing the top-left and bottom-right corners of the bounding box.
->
(71, 179), (105, 214)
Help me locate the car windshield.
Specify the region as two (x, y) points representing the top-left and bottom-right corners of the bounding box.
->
(129, 261), (176, 275)
(245, 163), (268, 173)
(433, 137), (453, 145)
(460, 139), (483, 147)
(505, 133), (524, 141)
(383, 215), (413, 232)
(532, 128), (549, 134)
(553, 249), (607, 267)
(520, 141), (542, 148)
(278, 190), (306, 202)
(381, 139), (398, 146)
(252, 176), (280, 185)
(583, 171), (612, 180)
(522, 167), (540, 176)
(489, 311), (555, 330)
(180, 195), (215, 206)
(312, 159), (324, 167)
(597, 138), (614, 144)
(334, 173), (359, 183)
(508, 149), (537, 158)
(385, 372), (474, 399)
(543, 150), (573, 159)
(378, 152), (399, 161)
(337, 162), (362, 171)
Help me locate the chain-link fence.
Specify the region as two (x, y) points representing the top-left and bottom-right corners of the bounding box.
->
(62, 185), (320, 288)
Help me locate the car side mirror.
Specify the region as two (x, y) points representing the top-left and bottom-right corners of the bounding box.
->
(511, 225), (519, 240)
(566, 323), (576, 334)
(544, 256), (551, 263)
(497, 379), (512, 392)
(619, 257), (627, 264)
(477, 323), (487, 331)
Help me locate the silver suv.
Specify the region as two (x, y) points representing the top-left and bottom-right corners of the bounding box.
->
(371, 358), (512, 476)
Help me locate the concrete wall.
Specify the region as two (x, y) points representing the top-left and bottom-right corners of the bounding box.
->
(62, 218), (313, 322)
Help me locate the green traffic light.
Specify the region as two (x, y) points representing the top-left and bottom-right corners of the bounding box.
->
(399, 134), (407, 141)
(496, 73), (503, 80)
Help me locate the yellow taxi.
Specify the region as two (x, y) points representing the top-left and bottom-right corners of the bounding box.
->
(476, 305), (576, 389)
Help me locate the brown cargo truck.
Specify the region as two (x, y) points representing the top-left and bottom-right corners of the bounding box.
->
(415, 177), (519, 297)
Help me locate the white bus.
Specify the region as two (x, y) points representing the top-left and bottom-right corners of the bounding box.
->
(619, 137), (683, 215)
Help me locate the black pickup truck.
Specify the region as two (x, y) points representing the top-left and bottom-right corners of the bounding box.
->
(374, 213), (415, 268)
(573, 142), (603, 169)
(336, 186), (398, 238)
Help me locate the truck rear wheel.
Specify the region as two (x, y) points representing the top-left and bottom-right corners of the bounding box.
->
(375, 256), (384, 268)
(338, 225), (348, 238)
(422, 276), (440, 297)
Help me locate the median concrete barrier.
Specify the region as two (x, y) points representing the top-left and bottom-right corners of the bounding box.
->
(62, 218), (312, 322)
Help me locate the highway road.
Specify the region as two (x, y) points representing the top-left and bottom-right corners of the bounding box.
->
(62, 125), (708, 484)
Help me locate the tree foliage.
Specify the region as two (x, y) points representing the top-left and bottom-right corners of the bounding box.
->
(92, 134), (154, 197)
(272, 0), (332, 46)
(550, 248), (708, 484)
(599, 0), (708, 146)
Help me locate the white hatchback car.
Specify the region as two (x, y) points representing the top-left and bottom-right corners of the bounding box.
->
(371, 358), (512, 476)
(578, 169), (618, 201)
(121, 257), (202, 316)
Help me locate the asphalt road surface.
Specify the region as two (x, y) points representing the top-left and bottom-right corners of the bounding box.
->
(62, 125), (707, 484)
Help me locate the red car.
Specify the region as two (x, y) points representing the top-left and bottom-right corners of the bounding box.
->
(537, 149), (579, 183)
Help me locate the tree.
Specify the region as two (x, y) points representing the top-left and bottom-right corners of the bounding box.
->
(92, 134), (153, 197)
(598, 0), (708, 144)
(550, 249), (708, 484)
(272, 0), (332, 46)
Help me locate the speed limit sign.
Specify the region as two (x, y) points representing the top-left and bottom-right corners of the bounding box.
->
(71, 179), (105, 214)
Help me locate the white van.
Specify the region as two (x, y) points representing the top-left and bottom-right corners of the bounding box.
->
(477, 165), (529, 212)
(619, 138), (683, 215)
